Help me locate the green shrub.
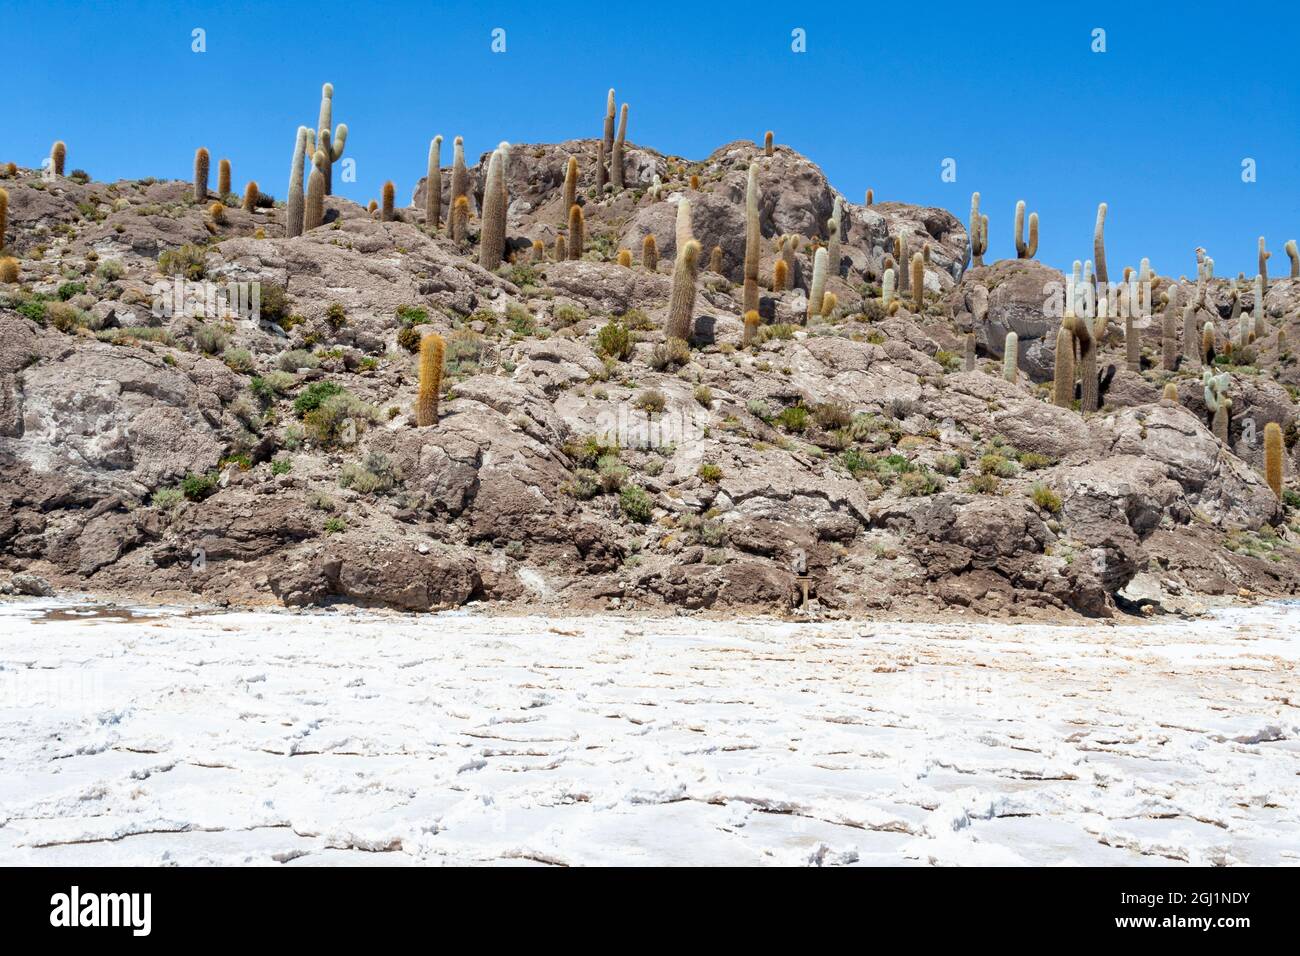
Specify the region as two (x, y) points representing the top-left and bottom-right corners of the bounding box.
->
(193, 323), (228, 355)
(302, 391), (377, 447)
(223, 347), (254, 372)
(325, 302), (347, 329)
(249, 371), (295, 402)
(1017, 451), (1055, 471)
(698, 463), (723, 483)
(759, 323), (795, 342)
(151, 486), (184, 510)
(812, 402), (851, 431)
(96, 259), (125, 281)
(934, 452), (965, 476)
(158, 244), (207, 280)
(553, 304), (586, 327)
(620, 484), (654, 523)
(256, 281), (291, 324)
(180, 471), (218, 501)
(635, 388), (667, 413)
(56, 281), (86, 301)
(693, 385), (713, 407)
(649, 337), (690, 371)
(271, 457), (292, 475)
(979, 452), (1017, 478)
(898, 468), (941, 497)
(506, 303), (535, 336)
(1029, 482), (1062, 513)
(293, 380), (344, 417)
(776, 405), (809, 432)
(324, 516), (346, 533)
(563, 434), (619, 468)
(595, 319), (633, 360)
(278, 348), (319, 371)
(396, 304), (428, 325)
(597, 452), (629, 492)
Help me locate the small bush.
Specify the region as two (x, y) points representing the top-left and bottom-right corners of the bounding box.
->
(271, 457), (292, 475)
(619, 484), (654, 523)
(1029, 482), (1062, 514)
(694, 385), (713, 407)
(979, 452), (1017, 478)
(812, 402), (852, 431)
(506, 303), (535, 336)
(158, 244), (207, 280)
(698, 463), (723, 483)
(649, 338), (690, 371)
(324, 516), (346, 534)
(776, 405), (809, 432)
(1018, 451), (1055, 471)
(635, 388), (667, 413)
(293, 380), (344, 417)
(95, 259), (125, 281)
(257, 281), (291, 324)
(151, 486), (184, 510)
(553, 304), (586, 328)
(759, 323), (795, 342)
(934, 452), (965, 476)
(967, 473), (1000, 495)
(325, 302), (347, 329)
(278, 349), (319, 372)
(180, 471), (218, 502)
(595, 319), (633, 360)
(223, 347), (254, 372)
(56, 281), (86, 301)
(898, 468), (941, 497)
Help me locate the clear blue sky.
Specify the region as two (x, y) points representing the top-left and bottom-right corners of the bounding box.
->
(6, 0), (1298, 278)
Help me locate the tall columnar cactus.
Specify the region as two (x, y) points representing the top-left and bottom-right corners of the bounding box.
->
(598, 89), (615, 190)
(1258, 237), (1270, 290)
(822, 291), (838, 318)
(865, 188), (874, 205)
(1202, 321), (1216, 364)
(1003, 332), (1019, 382)
(1203, 369), (1231, 443)
(567, 203), (584, 260)
(1014, 201), (1038, 259)
(0, 256), (18, 283)
(1093, 202), (1108, 287)
(709, 245), (723, 273)
(218, 159), (231, 197)
(286, 126), (311, 238)
(743, 309), (760, 347)
(826, 196), (842, 278)
(380, 181), (395, 222)
(642, 234), (658, 271)
(1264, 421), (1284, 498)
(894, 233), (909, 291)
(242, 181), (258, 212)
(303, 150), (327, 230)
(49, 140), (67, 177)
(1124, 314), (1140, 372)
(451, 136), (468, 215)
(1065, 311), (1098, 413)
(1161, 294), (1178, 371)
(674, 197), (693, 251)
(562, 156), (578, 227)
(968, 192), (987, 267)
(316, 83), (348, 195)
(773, 258), (788, 292)
(193, 147), (210, 203)
(425, 135), (443, 232)
(807, 247), (828, 322)
(910, 252), (924, 312)
(611, 103), (629, 190)
(743, 161), (761, 314)
(780, 234), (797, 285)
(0, 187), (7, 251)
(665, 239), (701, 343)
(554, 233), (566, 260)
(1253, 272), (1267, 339)
(416, 332), (446, 426)
(1054, 325), (1075, 406)
(1182, 302), (1199, 366)
(1285, 240), (1299, 278)
(480, 146), (508, 269)
(764, 131), (774, 156)
(882, 267), (896, 307)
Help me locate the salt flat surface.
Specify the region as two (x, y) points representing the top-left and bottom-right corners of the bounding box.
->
(1, 599), (1297, 866)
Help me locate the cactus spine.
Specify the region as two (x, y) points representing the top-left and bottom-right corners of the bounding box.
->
(611, 103), (628, 190)
(1014, 201), (1039, 259)
(480, 146), (508, 269)
(642, 234), (658, 270)
(567, 204), (584, 260)
(807, 246), (828, 322)
(1264, 421), (1283, 498)
(218, 158), (231, 197)
(1003, 332), (1019, 382)
(1053, 325), (1075, 406)
(764, 131), (774, 156)
(665, 239), (701, 343)
(241, 181), (258, 212)
(425, 135), (443, 231)
(743, 161), (760, 314)
(911, 252), (924, 312)
(743, 309), (760, 347)
(303, 150), (327, 230)
(968, 192), (987, 267)
(50, 141), (66, 176)
(193, 147), (210, 203)
(416, 332), (446, 426)
(598, 89), (615, 190)
(562, 156), (578, 227)
(1093, 202), (1108, 287)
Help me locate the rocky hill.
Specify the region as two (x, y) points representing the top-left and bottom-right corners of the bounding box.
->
(1, 100), (1297, 619)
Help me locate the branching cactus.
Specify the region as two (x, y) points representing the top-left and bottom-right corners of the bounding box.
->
(743, 161), (760, 314)
(567, 203), (584, 260)
(1054, 325), (1076, 406)
(1094, 202), (1108, 286)
(1003, 332), (1019, 382)
(1264, 421), (1283, 498)
(743, 309), (760, 347)
(303, 150), (327, 230)
(194, 147), (210, 203)
(50, 141), (66, 176)
(911, 252), (924, 312)
(218, 159), (231, 197)
(598, 89), (615, 190)
(666, 239), (701, 343)
(426, 135), (443, 232)
(642, 234), (658, 271)
(479, 146), (508, 269)
(316, 83), (348, 195)
(381, 181), (395, 222)
(562, 156), (578, 227)
(611, 103), (628, 190)
(1014, 201), (1039, 259)
(1285, 240), (1299, 278)
(807, 247), (828, 322)
(968, 192), (987, 267)
(242, 181), (258, 212)
(1203, 369), (1232, 443)
(416, 332), (446, 426)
